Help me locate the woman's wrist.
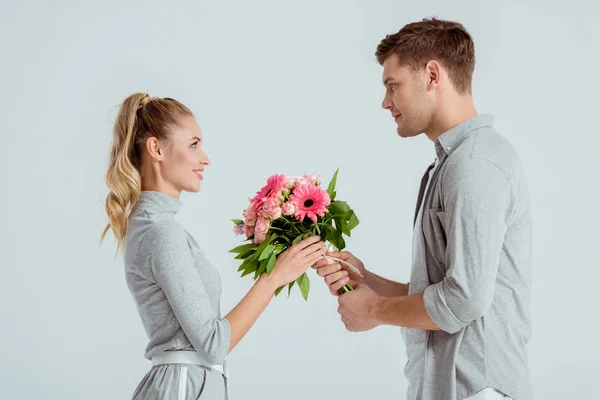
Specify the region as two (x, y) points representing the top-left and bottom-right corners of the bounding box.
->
(257, 272), (281, 292)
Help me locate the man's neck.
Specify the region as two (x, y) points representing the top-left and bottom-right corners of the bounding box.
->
(425, 95), (478, 142)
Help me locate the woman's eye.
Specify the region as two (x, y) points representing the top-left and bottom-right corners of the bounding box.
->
(191, 141), (199, 148)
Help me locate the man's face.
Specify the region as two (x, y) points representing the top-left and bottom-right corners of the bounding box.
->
(381, 54), (435, 138)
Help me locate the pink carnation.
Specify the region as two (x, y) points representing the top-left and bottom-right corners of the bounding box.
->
(285, 176), (297, 189)
(287, 173), (321, 189)
(262, 197), (282, 220)
(244, 202), (259, 227)
(289, 183), (331, 223)
(281, 201), (295, 216)
(300, 173), (320, 186)
(254, 217), (270, 244)
(244, 224), (254, 239)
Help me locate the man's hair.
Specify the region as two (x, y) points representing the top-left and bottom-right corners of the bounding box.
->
(376, 18), (475, 94)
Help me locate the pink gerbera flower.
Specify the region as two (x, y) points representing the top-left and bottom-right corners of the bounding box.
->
(289, 184), (331, 223)
(252, 174), (287, 204)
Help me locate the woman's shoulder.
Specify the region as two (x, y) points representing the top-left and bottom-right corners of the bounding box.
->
(125, 219), (197, 269)
(144, 220), (191, 249)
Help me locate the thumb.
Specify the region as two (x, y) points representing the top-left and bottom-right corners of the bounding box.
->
(325, 251), (351, 260)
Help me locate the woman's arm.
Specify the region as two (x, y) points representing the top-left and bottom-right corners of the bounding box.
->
(225, 235), (325, 354)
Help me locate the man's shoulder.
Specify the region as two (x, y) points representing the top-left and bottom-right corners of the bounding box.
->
(449, 126), (521, 177)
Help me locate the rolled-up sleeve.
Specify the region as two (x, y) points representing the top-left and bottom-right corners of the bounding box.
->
(148, 222), (231, 364)
(424, 157), (509, 334)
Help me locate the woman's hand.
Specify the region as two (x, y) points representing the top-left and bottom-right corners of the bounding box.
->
(268, 235), (326, 288)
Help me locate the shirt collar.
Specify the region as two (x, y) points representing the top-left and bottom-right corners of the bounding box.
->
(135, 190), (182, 215)
(434, 113), (494, 160)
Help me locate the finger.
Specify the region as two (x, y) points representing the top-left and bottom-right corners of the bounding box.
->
(306, 248), (327, 266)
(325, 270), (349, 285)
(297, 235), (322, 250)
(316, 264), (341, 277)
(329, 276), (350, 295)
(312, 258), (330, 268)
(299, 241), (326, 258)
(326, 250), (352, 260)
(287, 236), (319, 255)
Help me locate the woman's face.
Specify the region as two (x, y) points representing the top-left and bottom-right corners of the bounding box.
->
(159, 114), (210, 194)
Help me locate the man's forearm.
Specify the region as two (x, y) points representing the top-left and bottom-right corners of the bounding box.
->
(364, 270), (409, 297)
(374, 292), (440, 330)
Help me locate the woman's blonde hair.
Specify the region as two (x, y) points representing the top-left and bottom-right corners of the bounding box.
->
(101, 92), (193, 253)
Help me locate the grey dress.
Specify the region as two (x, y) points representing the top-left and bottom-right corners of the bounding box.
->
(124, 191), (231, 399)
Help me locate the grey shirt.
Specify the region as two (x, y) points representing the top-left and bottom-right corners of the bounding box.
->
(402, 114), (532, 400)
(124, 191), (231, 365)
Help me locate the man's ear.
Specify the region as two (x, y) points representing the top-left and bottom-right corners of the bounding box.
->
(424, 60), (442, 89)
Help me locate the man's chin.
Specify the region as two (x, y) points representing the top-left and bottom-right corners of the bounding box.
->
(397, 128), (418, 138)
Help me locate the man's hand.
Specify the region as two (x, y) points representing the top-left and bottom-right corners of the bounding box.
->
(337, 284), (381, 332)
(312, 251), (366, 296)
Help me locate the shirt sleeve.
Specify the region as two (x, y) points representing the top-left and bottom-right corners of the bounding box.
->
(423, 157), (509, 334)
(146, 221), (231, 364)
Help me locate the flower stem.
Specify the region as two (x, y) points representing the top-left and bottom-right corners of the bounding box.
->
(338, 282), (354, 295)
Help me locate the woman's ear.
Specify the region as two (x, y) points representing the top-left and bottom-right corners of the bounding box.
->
(145, 137), (163, 161)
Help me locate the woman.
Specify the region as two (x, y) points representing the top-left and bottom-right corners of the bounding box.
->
(100, 93), (325, 399)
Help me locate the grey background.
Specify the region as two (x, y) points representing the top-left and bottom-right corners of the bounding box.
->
(1, 0), (598, 399)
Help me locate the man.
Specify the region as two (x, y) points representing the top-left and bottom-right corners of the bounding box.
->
(313, 18), (532, 400)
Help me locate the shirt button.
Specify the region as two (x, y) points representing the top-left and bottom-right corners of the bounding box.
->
(446, 146), (451, 150)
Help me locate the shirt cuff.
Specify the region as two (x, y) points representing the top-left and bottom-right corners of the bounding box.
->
(423, 283), (467, 334)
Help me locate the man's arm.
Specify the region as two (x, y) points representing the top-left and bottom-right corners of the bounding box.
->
(422, 158), (509, 334)
(364, 158), (509, 333)
(365, 270), (409, 297)
(374, 292), (440, 330)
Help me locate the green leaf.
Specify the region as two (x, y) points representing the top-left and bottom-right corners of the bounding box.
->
(235, 249), (256, 260)
(237, 256), (254, 272)
(247, 249), (260, 262)
(326, 224), (346, 250)
(231, 219), (244, 225)
(296, 273), (310, 301)
(259, 245), (275, 261)
(266, 253), (277, 274)
(274, 285), (284, 296)
(326, 168), (339, 199)
(347, 211), (359, 232)
(273, 244), (287, 256)
(229, 243), (256, 254)
(292, 232), (312, 245)
(328, 200), (351, 216)
(240, 262), (257, 277)
(254, 256), (269, 278)
(287, 281), (295, 298)
(254, 232), (276, 259)
(335, 216), (349, 236)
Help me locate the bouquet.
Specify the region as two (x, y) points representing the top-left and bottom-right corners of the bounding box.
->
(230, 169), (360, 300)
